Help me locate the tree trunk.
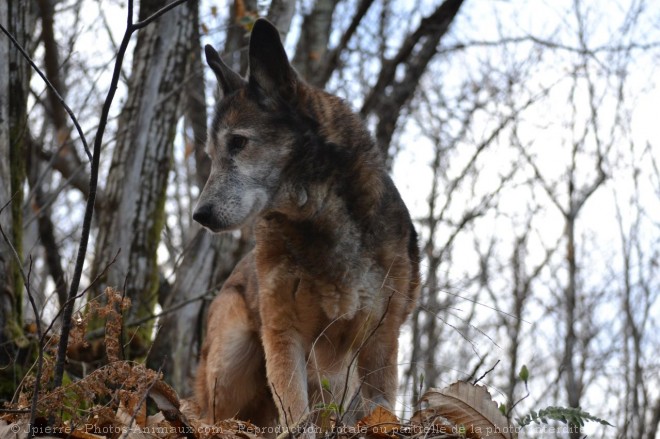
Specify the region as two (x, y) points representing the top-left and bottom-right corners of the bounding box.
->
(90, 0), (195, 357)
(0, 0), (31, 399)
(292, 0), (339, 80)
(266, 0), (296, 41)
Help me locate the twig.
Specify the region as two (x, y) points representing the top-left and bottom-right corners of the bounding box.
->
(85, 289), (209, 341)
(0, 206), (45, 425)
(507, 388), (529, 419)
(212, 378), (218, 424)
(0, 409), (31, 414)
(132, 0), (190, 29)
(24, 258), (43, 439)
(315, 0), (375, 87)
(0, 197), (25, 272)
(472, 359), (500, 385)
(51, 0), (130, 392)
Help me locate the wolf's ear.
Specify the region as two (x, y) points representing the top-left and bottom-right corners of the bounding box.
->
(205, 45), (246, 95)
(248, 19), (297, 101)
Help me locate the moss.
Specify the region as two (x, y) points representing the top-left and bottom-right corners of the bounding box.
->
(5, 46), (28, 368)
(0, 336), (39, 402)
(0, 368), (21, 401)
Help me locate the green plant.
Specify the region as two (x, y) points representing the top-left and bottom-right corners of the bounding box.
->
(510, 365), (613, 431)
(516, 406), (613, 428)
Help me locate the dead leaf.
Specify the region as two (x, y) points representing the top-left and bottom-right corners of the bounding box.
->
(413, 382), (517, 439)
(357, 406), (400, 438)
(148, 381), (198, 438)
(116, 393), (149, 439)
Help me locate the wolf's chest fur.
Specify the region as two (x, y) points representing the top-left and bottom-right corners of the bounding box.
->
(255, 208), (386, 320)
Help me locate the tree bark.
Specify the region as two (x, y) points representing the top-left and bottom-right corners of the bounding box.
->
(147, 2), (211, 392)
(0, 0), (31, 398)
(266, 0), (296, 41)
(90, 0), (195, 356)
(292, 0), (339, 80)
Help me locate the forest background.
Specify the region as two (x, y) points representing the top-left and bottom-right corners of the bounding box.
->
(1, 0), (659, 438)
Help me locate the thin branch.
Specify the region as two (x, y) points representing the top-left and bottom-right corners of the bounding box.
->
(272, 384), (293, 439)
(437, 36), (660, 57)
(0, 200), (30, 288)
(132, 0), (190, 30)
(360, 0), (464, 116)
(472, 359), (500, 385)
(85, 289), (209, 341)
(314, 0), (375, 87)
(0, 198), (44, 438)
(0, 409), (31, 414)
(24, 258), (44, 439)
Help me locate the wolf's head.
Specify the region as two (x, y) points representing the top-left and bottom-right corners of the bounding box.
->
(193, 19), (309, 232)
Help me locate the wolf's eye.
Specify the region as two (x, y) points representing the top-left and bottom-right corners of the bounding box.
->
(227, 135), (247, 155)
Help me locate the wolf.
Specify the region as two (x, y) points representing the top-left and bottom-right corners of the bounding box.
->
(193, 18), (420, 431)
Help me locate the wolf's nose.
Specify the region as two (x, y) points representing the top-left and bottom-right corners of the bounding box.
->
(193, 204), (213, 227)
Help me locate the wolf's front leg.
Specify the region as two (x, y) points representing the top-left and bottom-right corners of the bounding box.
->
(261, 326), (310, 430)
(258, 269), (311, 432)
(357, 321), (399, 412)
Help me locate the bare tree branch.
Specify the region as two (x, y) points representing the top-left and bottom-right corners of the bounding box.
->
(0, 24), (91, 161)
(360, 0), (465, 158)
(313, 0), (375, 88)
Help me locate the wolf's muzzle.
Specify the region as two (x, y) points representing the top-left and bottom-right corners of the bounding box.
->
(193, 204), (217, 230)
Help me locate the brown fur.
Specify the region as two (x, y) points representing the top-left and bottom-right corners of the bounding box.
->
(194, 19), (420, 430)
